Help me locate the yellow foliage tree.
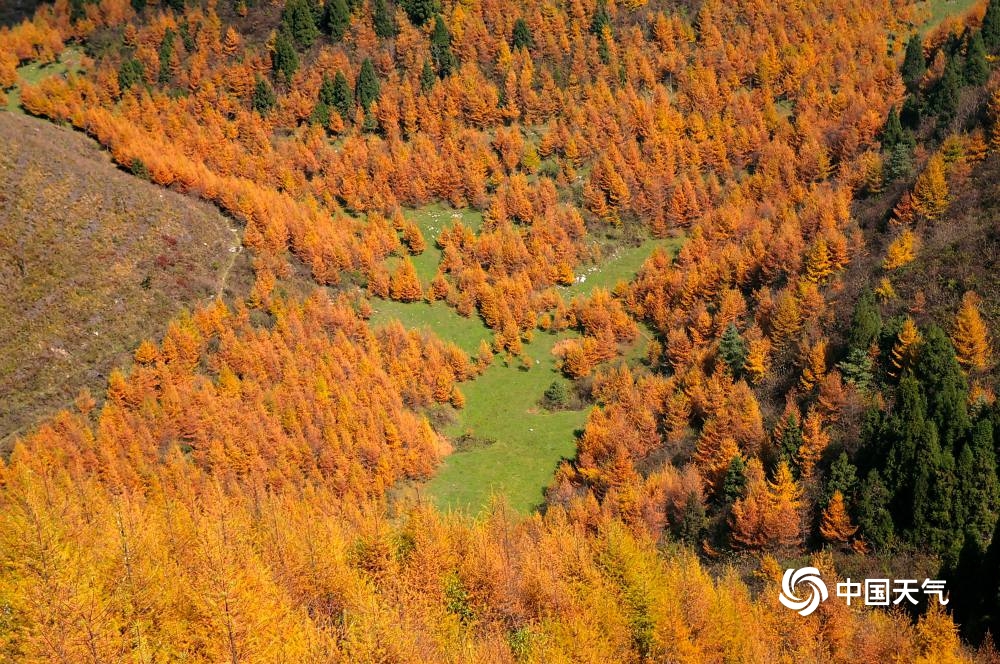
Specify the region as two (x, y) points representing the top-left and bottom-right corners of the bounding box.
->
(911, 153), (949, 220)
(798, 339), (827, 392)
(744, 336), (772, 385)
(890, 317), (921, 377)
(389, 258), (423, 302)
(883, 229), (918, 270)
(819, 490), (858, 543)
(952, 291), (991, 372)
(804, 238), (834, 283)
(797, 409), (829, 479)
(765, 461), (803, 548)
(769, 291), (802, 344)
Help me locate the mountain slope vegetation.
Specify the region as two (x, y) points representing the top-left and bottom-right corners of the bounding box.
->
(2, 0), (1000, 660)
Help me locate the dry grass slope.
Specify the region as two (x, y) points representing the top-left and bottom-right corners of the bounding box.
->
(0, 112), (249, 442)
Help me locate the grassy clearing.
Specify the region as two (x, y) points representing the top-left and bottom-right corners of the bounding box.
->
(369, 299), (493, 355)
(916, 0), (981, 33)
(406, 203), (483, 283)
(375, 211), (683, 514)
(561, 236), (685, 299)
(426, 330), (588, 514)
(4, 48), (82, 113)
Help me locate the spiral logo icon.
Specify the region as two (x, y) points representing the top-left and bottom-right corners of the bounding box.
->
(779, 567), (828, 616)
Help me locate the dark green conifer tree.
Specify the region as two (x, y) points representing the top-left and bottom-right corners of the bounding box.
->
(272, 29), (299, 81)
(311, 75), (337, 126)
(983, 0), (1000, 53)
(331, 70), (352, 119)
(956, 419), (1000, 547)
(590, 0), (611, 35)
(355, 58), (380, 109)
(847, 291), (882, 351)
(282, 0), (320, 49)
(901, 33), (927, 92)
(252, 77), (277, 115)
(722, 457), (747, 505)
(158, 28), (175, 84)
(118, 58), (145, 91)
(857, 469), (895, 550)
(323, 0), (351, 41)
(420, 59), (436, 91)
(676, 492), (706, 544)
(911, 428), (958, 562)
(881, 106), (906, 150)
(964, 31), (989, 86)
(928, 54), (963, 126)
(512, 18), (533, 50)
(913, 325), (970, 451)
(372, 0), (397, 39)
(400, 0), (436, 26)
(430, 15), (455, 77)
(823, 452), (858, 508)
(777, 412), (803, 468)
(718, 324), (747, 377)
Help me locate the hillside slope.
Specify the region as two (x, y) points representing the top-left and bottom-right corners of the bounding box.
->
(0, 112), (249, 442)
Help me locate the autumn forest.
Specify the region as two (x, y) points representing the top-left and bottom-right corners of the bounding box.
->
(2, 0), (1000, 659)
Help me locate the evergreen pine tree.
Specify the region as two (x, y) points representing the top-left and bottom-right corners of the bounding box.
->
(956, 419), (1000, 547)
(964, 31), (990, 86)
(885, 142), (915, 180)
(400, 0), (436, 26)
(913, 325), (970, 450)
(882, 374), (934, 524)
(722, 456), (747, 504)
(272, 29), (299, 81)
(847, 291), (882, 351)
(543, 380), (568, 409)
(837, 348), (875, 391)
(118, 58), (145, 91)
(323, 0), (351, 41)
(983, 0), (1000, 53)
(311, 75), (337, 126)
(929, 54), (963, 126)
(372, 0), (397, 39)
(590, 0), (611, 35)
(718, 324), (748, 377)
(823, 451), (858, 507)
(420, 59), (436, 91)
(252, 77), (277, 114)
(881, 106), (906, 150)
(676, 492), (707, 544)
(158, 28), (175, 85)
(901, 33), (927, 92)
(355, 58), (380, 109)
(331, 70), (352, 119)
(430, 15), (455, 77)
(777, 412), (804, 468)
(911, 428), (959, 562)
(282, 0), (320, 49)
(512, 18), (534, 50)
(900, 93), (922, 129)
(857, 469), (895, 549)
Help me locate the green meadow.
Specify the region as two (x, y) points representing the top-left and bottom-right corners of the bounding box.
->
(372, 208), (683, 514)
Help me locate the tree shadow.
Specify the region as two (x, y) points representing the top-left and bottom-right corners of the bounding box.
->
(0, 0), (46, 29)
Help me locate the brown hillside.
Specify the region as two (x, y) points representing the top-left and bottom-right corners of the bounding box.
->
(0, 112), (249, 442)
